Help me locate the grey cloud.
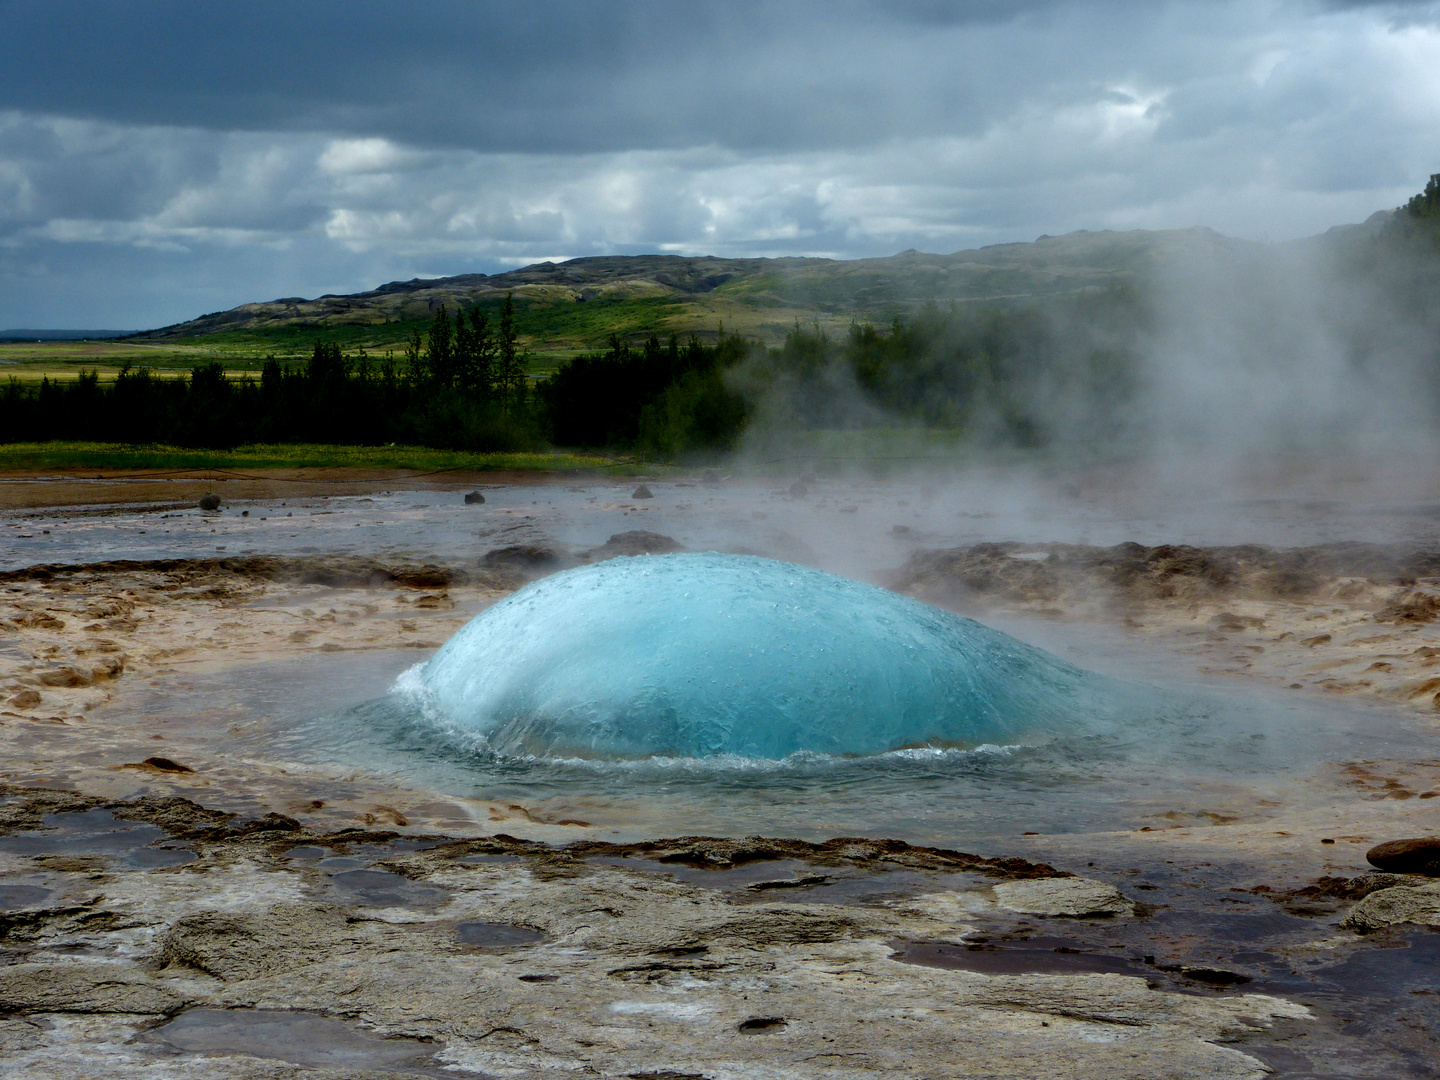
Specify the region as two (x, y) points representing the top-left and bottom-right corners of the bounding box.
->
(0, 1), (1240, 154)
(1, 1), (1438, 327)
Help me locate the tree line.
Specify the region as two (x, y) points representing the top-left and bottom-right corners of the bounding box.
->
(0, 292), (754, 456)
(0, 289), (1139, 457)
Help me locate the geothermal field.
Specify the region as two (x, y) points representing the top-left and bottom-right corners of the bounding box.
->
(4, 463), (1440, 1078)
(8, 6), (1440, 1077)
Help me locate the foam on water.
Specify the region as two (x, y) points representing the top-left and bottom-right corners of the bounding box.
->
(409, 553), (1109, 760)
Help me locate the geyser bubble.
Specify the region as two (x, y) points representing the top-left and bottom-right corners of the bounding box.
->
(410, 553), (1108, 760)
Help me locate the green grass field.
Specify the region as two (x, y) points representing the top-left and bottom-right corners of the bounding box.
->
(0, 442), (654, 474)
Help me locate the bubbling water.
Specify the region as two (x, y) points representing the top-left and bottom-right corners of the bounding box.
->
(409, 553), (1114, 760)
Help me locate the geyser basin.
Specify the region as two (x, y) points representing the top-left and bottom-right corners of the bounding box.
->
(411, 553), (1106, 759)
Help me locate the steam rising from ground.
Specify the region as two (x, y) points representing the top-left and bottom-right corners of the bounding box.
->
(731, 213), (1440, 491)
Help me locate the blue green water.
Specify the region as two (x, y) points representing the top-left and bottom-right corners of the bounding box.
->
(413, 553), (1113, 760)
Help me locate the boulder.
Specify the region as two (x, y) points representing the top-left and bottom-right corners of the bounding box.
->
(1366, 837), (1440, 875)
(464, 490), (485, 505)
(6, 690), (41, 709)
(198, 493), (221, 511)
(993, 877), (1134, 918)
(1342, 881), (1440, 933)
(632, 484), (654, 499)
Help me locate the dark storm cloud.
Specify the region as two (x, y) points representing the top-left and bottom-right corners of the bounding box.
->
(0, 0), (1133, 153)
(0, 0), (1437, 327)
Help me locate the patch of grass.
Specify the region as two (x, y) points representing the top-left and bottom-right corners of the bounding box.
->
(0, 442), (655, 474)
(512, 294), (685, 345)
(145, 322), (428, 358)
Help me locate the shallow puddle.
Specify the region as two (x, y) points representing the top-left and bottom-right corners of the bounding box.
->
(456, 921), (546, 948)
(148, 1007), (444, 1073)
(893, 936), (1147, 978)
(588, 855), (988, 906)
(0, 809), (196, 868)
(0, 883), (52, 908)
(322, 867), (451, 909)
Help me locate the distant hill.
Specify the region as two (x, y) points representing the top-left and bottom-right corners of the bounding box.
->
(134, 227), (1265, 357)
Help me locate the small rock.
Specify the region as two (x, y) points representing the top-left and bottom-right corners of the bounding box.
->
(140, 757), (194, 773)
(37, 666), (92, 688)
(993, 877), (1134, 918)
(1342, 881), (1440, 932)
(198, 493), (221, 511)
(464, 490), (485, 505)
(788, 480), (809, 498)
(702, 469), (722, 484)
(1366, 836), (1440, 875)
(6, 690), (41, 709)
(632, 484), (654, 499)
(892, 525), (911, 536)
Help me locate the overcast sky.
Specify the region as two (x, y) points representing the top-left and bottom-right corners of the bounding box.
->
(1, 0), (1438, 328)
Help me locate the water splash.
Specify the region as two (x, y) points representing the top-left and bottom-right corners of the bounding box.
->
(410, 553), (1112, 759)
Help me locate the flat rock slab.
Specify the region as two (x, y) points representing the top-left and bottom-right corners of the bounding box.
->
(0, 962), (185, 1015)
(993, 877), (1135, 918)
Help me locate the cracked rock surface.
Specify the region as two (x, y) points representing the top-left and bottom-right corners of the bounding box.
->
(0, 792), (1307, 1080)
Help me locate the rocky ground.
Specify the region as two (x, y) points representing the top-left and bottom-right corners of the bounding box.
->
(8, 784), (1440, 1080)
(893, 539), (1440, 715)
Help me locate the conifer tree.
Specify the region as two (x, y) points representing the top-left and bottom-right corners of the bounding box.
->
(463, 306), (495, 400)
(426, 305), (455, 387)
(497, 292), (522, 409)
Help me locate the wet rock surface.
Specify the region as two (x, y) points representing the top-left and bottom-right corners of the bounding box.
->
(0, 787), (1436, 1078)
(993, 876), (1136, 918)
(892, 540), (1440, 611)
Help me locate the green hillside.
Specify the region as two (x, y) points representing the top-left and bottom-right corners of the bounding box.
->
(129, 228), (1256, 362)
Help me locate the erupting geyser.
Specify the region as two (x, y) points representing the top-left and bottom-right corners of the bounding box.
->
(411, 553), (1102, 759)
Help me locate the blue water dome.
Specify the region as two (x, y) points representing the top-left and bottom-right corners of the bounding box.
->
(414, 553), (1101, 760)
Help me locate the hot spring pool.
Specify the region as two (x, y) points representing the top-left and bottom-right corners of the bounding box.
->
(243, 553), (1432, 844)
